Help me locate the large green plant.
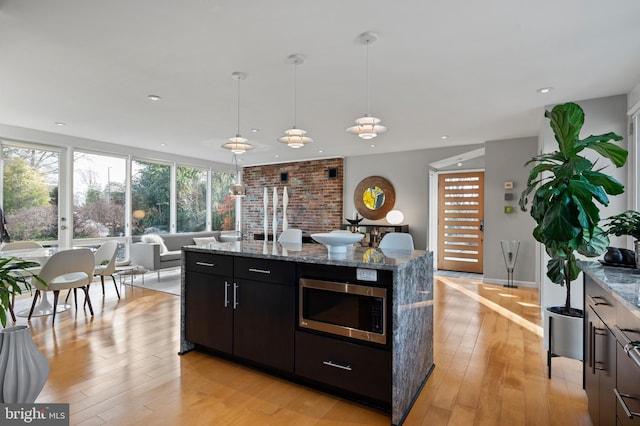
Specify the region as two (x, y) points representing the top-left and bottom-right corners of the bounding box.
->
(0, 257), (45, 327)
(519, 102), (627, 315)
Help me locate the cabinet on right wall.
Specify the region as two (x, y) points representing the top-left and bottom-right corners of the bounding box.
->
(582, 264), (640, 426)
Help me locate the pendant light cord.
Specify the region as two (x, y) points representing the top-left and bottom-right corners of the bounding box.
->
(236, 75), (241, 135)
(293, 60), (298, 127)
(366, 39), (370, 116)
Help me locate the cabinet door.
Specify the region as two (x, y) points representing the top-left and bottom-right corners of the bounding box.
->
(184, 270), (233, 354)
(586, 306), (601, 423)
(601, 326), (617, 424)
(233, 279), (295, 372)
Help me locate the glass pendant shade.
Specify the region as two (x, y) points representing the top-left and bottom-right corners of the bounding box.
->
(278, 127), (313, 148)
(346, 115), (387, 140)
(232, 183), (247, 197)
(231, 153), (246, 197)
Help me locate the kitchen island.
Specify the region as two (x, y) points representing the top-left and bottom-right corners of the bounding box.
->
(180, 241), (434, 425)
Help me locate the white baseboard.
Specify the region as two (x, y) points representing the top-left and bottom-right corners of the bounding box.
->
(482, 278), (537, 288)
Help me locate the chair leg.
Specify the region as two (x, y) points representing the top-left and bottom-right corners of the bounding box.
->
(82, 286), (94, 316)
(111, 275), (120, 299)
(28, 290), (40, 320)
(51, 290), (60, 325)
(101, 275), (105, 295)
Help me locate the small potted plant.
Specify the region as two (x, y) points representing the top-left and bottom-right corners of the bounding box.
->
(0, 256), (43, 327)
(604, 210), (640, 268)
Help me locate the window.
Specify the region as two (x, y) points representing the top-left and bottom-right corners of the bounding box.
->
(177, 165), (207, 232)
(131, 160), (171, 235)
(1, 143), (59, 243)
(73, 152), (126, 238)
(211, 170), (236, 231)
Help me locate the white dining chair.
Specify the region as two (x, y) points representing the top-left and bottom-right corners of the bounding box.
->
(278, 229), (302, 244)
(378, 233), (415, 251)
(92, 240), (120, 299)
(28, 248), (95, 325)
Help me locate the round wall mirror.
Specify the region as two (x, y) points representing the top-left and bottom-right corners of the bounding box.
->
(354, 176), (396, 220)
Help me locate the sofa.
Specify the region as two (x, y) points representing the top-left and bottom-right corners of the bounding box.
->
(129, 231), (240, 277)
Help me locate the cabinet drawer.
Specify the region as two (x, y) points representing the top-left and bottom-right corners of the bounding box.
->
(185, 252), (233, 276)
(617, 343), (640, 425)
(234, 256), (295, 284)
(295, 331), (391, 404)
(586, 277), (617, 327)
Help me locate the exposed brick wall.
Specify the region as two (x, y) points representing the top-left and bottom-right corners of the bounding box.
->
(241, 158), (343, 239)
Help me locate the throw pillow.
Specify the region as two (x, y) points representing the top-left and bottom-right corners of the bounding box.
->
(193, 236), (217, 245)
(141, 234), (168, 253)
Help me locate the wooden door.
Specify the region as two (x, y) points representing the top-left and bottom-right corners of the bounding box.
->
(437, 171), (484, 273)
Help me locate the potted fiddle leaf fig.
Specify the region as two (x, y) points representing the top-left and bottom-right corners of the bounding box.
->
(519, 102), (627, 362)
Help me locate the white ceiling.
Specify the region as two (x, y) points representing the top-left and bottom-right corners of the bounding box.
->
(1, 1), (640, 167)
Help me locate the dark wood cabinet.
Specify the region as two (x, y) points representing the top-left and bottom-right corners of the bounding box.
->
(585, 303), (617, 425)
(184, 253), (234, 354)
(295, 331), (391, 404)
(233, 257), (295, 372)
(584, 274), (624, 426)
(184, 251), (296, 373)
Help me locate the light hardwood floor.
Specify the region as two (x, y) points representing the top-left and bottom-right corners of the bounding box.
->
(9, 274), (591, 425)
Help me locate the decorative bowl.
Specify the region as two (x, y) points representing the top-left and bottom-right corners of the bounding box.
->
(311, 232), (364, 253)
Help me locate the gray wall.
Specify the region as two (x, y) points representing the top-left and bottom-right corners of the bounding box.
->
(483, 137), (538, 286)
(344, 143), (485, 252)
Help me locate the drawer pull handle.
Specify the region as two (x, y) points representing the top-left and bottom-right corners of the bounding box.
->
(323, 360), (352, 371)
(624, 342), (640, 371)
(195, 262), (215, 267)
(587, 294), (607, 306)
(248, 268), (271, 274)
(614, 388), (640, 419)
(224, 281), (230, 308)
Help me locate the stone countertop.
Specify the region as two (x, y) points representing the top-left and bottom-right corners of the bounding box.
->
(183, 241), (428, 271)
(580, 261), (640, 318)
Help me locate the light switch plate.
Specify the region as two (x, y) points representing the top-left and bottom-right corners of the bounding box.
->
(356, 268), (378, 282)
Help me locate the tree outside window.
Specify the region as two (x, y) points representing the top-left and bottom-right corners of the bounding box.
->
(131, 160), (171, 235)
(73, 152), (126, 238)
(1, 145), (59, 242)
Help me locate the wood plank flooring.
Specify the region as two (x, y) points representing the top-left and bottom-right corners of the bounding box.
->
(8, 274), (591, 425)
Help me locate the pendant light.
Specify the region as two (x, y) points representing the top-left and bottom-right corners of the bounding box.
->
(222, 72), (253, 154)
(346, 32), (387, 140)
(231, 153), (247, 197)
(278, 54), (313, 148)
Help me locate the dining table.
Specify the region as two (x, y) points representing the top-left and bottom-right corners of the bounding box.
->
(1, 246), (73, 317)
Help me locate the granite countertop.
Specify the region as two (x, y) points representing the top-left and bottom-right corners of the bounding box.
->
(580, 260), (640, 317)
(183, 240), (429, 271)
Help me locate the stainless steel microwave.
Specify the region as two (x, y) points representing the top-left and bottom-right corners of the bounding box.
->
(299, 278), (387, 345)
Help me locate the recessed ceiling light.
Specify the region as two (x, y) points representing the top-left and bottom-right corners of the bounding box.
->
(318, 150), (324, 153)
(457, 161), (463, 167)
(370, 144), (375, 148)
(147, 95), (162, 101)
(536, 87), (553, 94)
(275, 154), (280, 158)
(251, 128), (259, 133)
(160, 143), (166, 147)
(55, 122), (65, 126)
(441, 135), (448, 140)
